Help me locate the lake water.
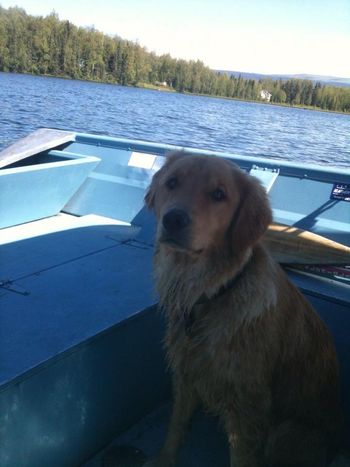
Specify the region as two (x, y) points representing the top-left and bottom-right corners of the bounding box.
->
(0, 72), (349, 167)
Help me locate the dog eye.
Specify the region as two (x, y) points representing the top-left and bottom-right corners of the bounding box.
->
(166, 177), (178, 190)
(211, 188), (226, 201)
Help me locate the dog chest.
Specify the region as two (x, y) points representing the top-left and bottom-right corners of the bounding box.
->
(165, 309), (274, 415)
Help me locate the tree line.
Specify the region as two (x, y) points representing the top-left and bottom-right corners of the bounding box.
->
(1, 6), (349, 113)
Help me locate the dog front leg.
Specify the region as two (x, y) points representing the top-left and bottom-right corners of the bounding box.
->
(226, 417), (264, 467)
(145, 379), (199, 467)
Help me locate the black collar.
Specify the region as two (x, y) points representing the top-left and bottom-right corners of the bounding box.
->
(183, 266), (246, 336)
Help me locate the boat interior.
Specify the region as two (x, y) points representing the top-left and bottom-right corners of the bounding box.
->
(0, 130), (349, 466)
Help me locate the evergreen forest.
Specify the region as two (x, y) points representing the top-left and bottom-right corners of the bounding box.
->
(1, 6), (350, 113)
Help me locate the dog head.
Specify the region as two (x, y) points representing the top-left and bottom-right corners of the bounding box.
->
(145, 152), (272, 258)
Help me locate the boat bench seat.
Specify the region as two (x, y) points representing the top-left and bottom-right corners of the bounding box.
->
(61, 141), (163, 224)
(249, 165), (280, 192)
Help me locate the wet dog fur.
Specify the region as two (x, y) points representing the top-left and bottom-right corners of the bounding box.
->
(144, 152), (343, 467)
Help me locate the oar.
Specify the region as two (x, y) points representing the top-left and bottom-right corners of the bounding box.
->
(264, 222), (350, 265)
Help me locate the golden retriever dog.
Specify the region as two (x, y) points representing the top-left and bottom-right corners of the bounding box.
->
(144, 152), (342, 467)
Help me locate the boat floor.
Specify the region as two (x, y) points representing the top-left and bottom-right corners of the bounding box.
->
(83, 402), (350, 467)
(84, 402), (229, 467)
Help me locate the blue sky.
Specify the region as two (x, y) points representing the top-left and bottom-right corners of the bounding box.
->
(1, 0), (349, 77)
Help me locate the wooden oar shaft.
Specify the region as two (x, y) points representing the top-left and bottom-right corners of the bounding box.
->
(264, 223), (350, 265)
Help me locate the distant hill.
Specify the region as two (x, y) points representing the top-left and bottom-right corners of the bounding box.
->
(217, 70), (350, 88)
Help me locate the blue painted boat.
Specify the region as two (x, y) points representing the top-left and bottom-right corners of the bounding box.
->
(0, 129), (349, 467)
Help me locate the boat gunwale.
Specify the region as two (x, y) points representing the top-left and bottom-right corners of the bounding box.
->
(73, 132), (350, 183)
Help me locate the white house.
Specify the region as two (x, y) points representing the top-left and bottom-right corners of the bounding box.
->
(260, 89), (272, 102)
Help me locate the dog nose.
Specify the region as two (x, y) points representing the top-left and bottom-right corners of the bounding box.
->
(162, 209), (191, 233)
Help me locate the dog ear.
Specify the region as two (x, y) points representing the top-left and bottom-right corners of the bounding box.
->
(230, 172), (272, 255)
(144, 151), (187, 209)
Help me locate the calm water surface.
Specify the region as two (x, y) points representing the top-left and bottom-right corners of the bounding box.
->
(0, 72), (349, 167)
